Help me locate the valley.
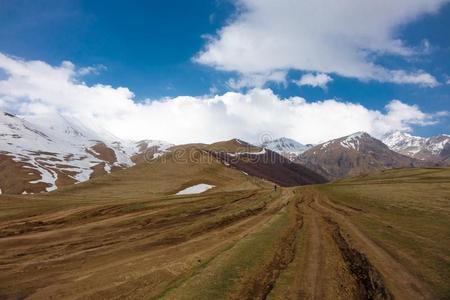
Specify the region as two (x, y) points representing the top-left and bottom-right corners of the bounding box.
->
(1, 2), (449, 299)
(1, 164), (448, 299)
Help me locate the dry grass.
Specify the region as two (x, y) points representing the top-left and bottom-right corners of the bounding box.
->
(0, 164), (448, 299)
(318, 167), (450, 299)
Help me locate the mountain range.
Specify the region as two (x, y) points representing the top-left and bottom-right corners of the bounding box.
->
(0, 112), (172, 194)
(382, 131), (450, 163)
(0, 111), (448, 194)
(296, 132), (425, 180)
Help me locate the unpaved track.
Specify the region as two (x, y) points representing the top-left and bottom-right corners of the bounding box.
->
(309, 188), (433, 299)
(267, 187), (433, 300)
(301, 198), (326, 299)
(0, 187), (434, 299)
(268, 191), (358, 300)
(0, 189), (291, 299)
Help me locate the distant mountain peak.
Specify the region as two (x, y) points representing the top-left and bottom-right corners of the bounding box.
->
(382, 131), (450, 162)
(339, 132), (371, 150)
(296, 132), (422, 180)
(317, 131), (377, 152)
(260, 136), (311, 159)
(345, 131), (369, 138)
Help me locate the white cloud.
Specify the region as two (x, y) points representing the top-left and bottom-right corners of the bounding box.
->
(295, 73), (333, 89)
(374, 100), (437, 134)
(227, 70), (287, 89)
(420, 39), (432, 54)
(0, 53), (442, 144)
(78, 64), (107, 76)
(209, 85), (219, 95)
(388, 70), (439, 87)
(436, 111), (449, 117)
(195, 0), (446, 87)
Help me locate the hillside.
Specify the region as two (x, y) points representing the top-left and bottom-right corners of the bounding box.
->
(317, 168), (450, 299)
(205, 139), (327, 186)
(296, 132), (423, 180)
(0, 112), (172, 194)
(1, 164), (448, 299)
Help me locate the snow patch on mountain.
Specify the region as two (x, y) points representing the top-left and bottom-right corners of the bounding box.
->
(261, 137), (311, 159)
(227, 148), (266, 157)
(340, 132), (367, 151)
(0, 111), (172, 193)
(175, 183), (215, 195)
(317, 132), (370, 152)
(383, 131), (450, 161)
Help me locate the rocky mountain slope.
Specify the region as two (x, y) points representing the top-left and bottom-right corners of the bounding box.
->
(383, 131), (450, 163)
(296, 132), (424, 180)
(0, 112), (172, 194)
(208, 139), (327, 186)
(260, 137), (312, 159)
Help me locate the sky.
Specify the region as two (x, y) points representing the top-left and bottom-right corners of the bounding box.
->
(0, 0), (449, 144)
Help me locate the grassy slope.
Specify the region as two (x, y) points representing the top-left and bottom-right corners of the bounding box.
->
(317, 167), (450, 299)
(159, 194), (298, 299)
(1, 160), (449, 299)
(0, 147), (266, 221)
(0, 146), (286, 299)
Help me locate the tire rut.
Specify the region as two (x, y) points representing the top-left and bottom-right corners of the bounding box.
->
(234, 195), (303, 300)
(310, 187), (433, 299)
(325, 217), (393, 300)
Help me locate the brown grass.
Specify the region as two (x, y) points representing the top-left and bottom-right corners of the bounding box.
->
(0, 164), (448, 299)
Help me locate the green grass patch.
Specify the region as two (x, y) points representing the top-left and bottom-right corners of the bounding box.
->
(317, 168), (450, 299)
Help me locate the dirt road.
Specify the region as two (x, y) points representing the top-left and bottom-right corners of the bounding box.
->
(0, 187), (433, 299)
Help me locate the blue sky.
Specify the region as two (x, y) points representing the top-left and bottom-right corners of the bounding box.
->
(0, 0), (449, 142)
(0, 0), (233, 97)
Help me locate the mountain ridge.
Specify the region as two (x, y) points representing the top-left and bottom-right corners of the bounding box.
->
(0, 111), (172, 194)
(382, 131), (450, 163)
(260, 137), (311, 159)
(296, 131), (426, 180)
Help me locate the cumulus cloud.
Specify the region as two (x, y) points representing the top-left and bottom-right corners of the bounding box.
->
(0, 53), (443, 144)
(374, 100), (437, 134)
(295, 73), (333, 89)
(195, 0), (446, 87)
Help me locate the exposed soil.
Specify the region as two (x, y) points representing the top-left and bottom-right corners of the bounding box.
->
(310, 189), (433, 299)
(0, 154), (50, 194)
(0, 185), (436, 299)
(327, 217), (392, 300)
(235, 200), (304, 299)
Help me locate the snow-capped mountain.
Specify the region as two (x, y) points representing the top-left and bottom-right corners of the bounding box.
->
(0, 112), (173, 194)
(383, 131), (450, 162)
(260, 137), (311, 159)
(296, 132), (424, 180)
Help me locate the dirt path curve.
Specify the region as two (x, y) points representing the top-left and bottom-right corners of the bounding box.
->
(309, 187), (433, 300)
(301, 197), (326, 300)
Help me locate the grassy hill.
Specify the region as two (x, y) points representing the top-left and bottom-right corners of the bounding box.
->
(317, 167), (450, 299)
(0, 164), (448, 299)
